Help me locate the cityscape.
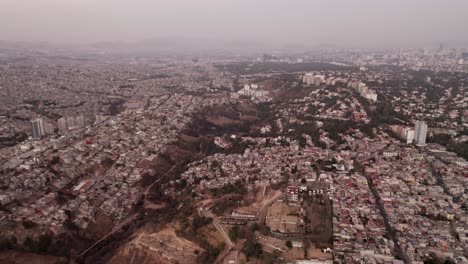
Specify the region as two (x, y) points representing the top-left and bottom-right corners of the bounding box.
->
(0, 1), (467, 264)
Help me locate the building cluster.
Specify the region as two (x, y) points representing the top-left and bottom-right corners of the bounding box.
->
(356, 136), (467, 263)
(0, 57), (235, 145)
(231, 83), (271, 102)
(390, 120), (428, 145)
(390, 125), (415, 144)
(303, 73), (325, 86)
(347, 80), (378, 102)
(30, 118), (54, 139)
(429, 152), (468, 197)
(181, 138), (332, 192)
(277, 85), (369, 126)
(0, 90), (229, 237)
(333, 173), (396, 263)
(0, 49), (467, 263)
(302, 73), (378, 103)
(31, 115), (107, 139)
(57, 115), (86, 134)
(376, 71), (468, 131)
(183, 133), (416, 263)
(353, 48), (468, 73)
(215, 62), (467, 263)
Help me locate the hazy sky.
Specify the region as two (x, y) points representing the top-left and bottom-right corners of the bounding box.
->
(1, 0), (468, 48)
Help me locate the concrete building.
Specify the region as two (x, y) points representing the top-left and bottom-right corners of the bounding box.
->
(286, 186), (299, 202)
(31, 119), (45, 139)
(404, 128), (415, 144)
(58, 117), (68, 134)
(303, 73), (315, 85)
(44, 121), (55, 135)
(303, 73), (325, 86)
(66, 117), (76, 130)
(414, 121), (428, 146)
(357, 83), (368, 95)
(76, 115), (85, 128)
(365, 92), (378, 102)
(390, 125), (415, 144)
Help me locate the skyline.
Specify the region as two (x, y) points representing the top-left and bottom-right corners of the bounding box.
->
(1, 0), (468, 49)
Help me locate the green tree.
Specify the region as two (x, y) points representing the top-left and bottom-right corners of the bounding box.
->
(244, 239), (262, 258)
(228, 226), (243, 242)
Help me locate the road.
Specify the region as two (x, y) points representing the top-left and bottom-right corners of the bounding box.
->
(205, 210), (234, 248)
(420, 149), (456, 198)
(354, 160), (411, 264)
(208, 190), (281, 264)
(427, 157), (451, 194)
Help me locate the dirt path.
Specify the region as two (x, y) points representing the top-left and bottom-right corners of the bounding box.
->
(77, 213), (139, 258)
(143, 201), (166, 210)
(205, 210), (233, 248)
(258, 191), (283, 226)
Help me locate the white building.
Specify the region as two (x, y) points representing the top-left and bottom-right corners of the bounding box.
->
(303, 73), (315, 85)
(414, 121), (428, 146)
(365, 92), (378, 102)
(357, 83), (368, 94)
(303, 73), (325, 86)
(404, 128), (415, 144)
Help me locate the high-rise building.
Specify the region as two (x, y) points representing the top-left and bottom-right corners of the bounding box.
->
(303, 73), (325, 86)
(404, 128), (415, 144)
(390, 125), (415, 144)
(58, 118), (68, 134)
(357, 83), (368, 94)
(76, 115), (85, 128)
(365, 92), (378, 102)
(66, 117), (76, 130)
(414, 121), (428, 146)
(43, 121), (55, 135)
(31, 119), (45, 139)
(303, 73), (314, 85)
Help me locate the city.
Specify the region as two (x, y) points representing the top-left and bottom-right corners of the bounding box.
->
(0, 1), (467, 264)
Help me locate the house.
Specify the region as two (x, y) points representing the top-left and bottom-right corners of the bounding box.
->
(286, 186), (299, 202)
